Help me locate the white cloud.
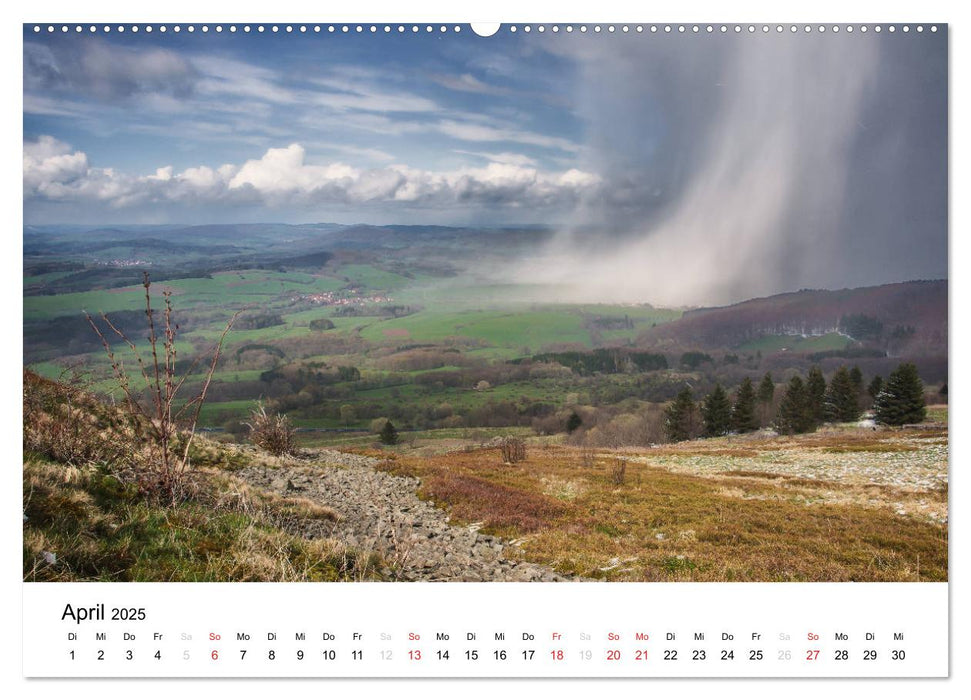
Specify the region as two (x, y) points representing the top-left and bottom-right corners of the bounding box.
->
(430, 73), (509, 96)
(193, 56), (297, 105)
(436, 120), (581, 153)
(22, 94), (86, 118)
(23, 137), (601, 213)
(311, 142), (396, 163)
(23, 136), (90, 197)
(296, 111), (581, 156)
(146, 166), (173, 182)
(179, 165), (228, 189)
(557, 168), (601, 188)
(310, 76), (440, 113)
(453, 150), (538, 167)
(229, 144), (357, 194)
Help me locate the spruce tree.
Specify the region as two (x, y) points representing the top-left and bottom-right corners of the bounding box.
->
(664, 387), (697, 442)
(824, 366), (860, 423)
(875, 363), (926, 425)
(849, 366), (864, 397)
(776, 376), (812, 435)
(756, 372), (775, 426)
(731, 377), (759, 433)
(757, 372), (774, 403)
(806, 366), (827, 428)
(379, 420), (399, 445)
(867, 375), (884, 400)
(702, 384), (732, 437)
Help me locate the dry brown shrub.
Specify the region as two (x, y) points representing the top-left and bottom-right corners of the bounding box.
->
(609, 458), (627, 486)
(246, 402), (296, 456)
(423, 472), (566, 532)
(498, 436), (527, 463)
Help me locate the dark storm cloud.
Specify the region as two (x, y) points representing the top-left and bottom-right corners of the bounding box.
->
(513, 29), (948, 305)
(833, 36), (948, 291)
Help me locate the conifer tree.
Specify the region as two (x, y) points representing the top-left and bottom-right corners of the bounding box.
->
(849, 366), (864, 397)
(806, 366), (827, 427)
(664, 387), (697, 442)
(776, 376), (812, 435)
(757, 372), (774, 403)
(731, 377), (759, 433)
(756, 372), (775, 426)
(867, 375), (884, 400)
(379, 420), (399, 445)
(875, 363), (926, 425)
(702, 384), (732, 437)
(825, 366), (861, 423)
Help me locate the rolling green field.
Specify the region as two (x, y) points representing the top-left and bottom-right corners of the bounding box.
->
(359, 308), (589, 347)
(24, 287), (150, 320)
(25, 270), (350, 320)
(335, 263), (420, 290)
(25, 260), (688, 434)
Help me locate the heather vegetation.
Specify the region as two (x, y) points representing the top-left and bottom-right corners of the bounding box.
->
(381, 438), (947, 581)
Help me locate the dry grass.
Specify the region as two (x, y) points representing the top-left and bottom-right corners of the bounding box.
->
(201, 471), (339, 522)
(382, 436), (947, 582)
(23, 368), (136, 468)
(23, 457), (378, 582)
(23, 368), (252, 498)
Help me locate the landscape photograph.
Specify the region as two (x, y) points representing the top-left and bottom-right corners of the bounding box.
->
(23, 25), (947, 583)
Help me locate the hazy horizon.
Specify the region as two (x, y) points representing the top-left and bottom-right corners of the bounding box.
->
(22, 219), (947, 309)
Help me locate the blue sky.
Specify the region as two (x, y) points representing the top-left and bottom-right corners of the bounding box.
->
(24, 27), (602, 225)
(23, 25), (948, 301)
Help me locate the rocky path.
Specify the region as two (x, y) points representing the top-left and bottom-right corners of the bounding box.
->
(237, 450), (571, 582)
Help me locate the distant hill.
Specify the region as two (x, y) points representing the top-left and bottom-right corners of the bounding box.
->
(638, 280), (947, 357)
(23, 222), (553, 254)
(23, 223), (556, 293)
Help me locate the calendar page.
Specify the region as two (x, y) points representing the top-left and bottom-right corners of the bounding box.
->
(18, 1), (953, 688)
